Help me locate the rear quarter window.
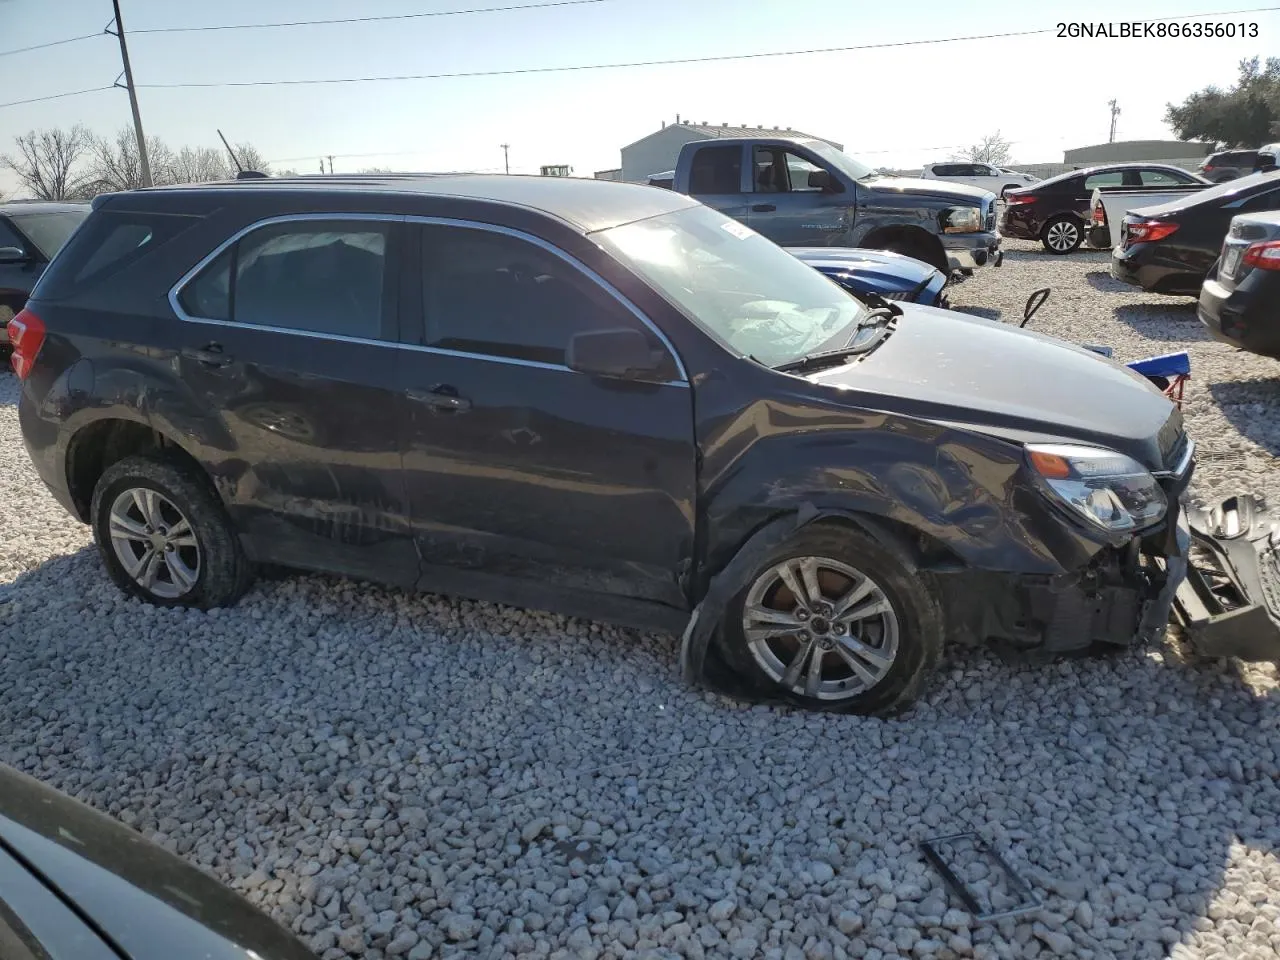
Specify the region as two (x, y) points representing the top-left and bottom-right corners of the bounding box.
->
(31, 209), (202, 301)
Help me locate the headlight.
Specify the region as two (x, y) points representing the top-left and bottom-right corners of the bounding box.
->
(943, 206), (983, 234)
(1026, 443), (1167, 533)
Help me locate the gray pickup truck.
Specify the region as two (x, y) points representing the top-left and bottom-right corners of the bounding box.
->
(649, 136), (1002, 274)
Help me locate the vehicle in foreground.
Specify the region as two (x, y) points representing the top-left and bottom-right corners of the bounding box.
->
(1086, 180), (1210, 249)
(1199, 149), (1260, 183)
(790, 246), (949, 308)
(0, 201), (90, 343)
(0, 762), (316, 960)
(658, 135), (1002, 274)
(1111, 171), (1280, 295)
(14, 175), (1279, 714)
(920, 162), (1036, 194)
(1001, 163), (1208, 253)
(1198, 210), (1280, 355)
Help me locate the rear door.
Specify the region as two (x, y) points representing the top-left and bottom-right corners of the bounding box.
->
(747, 144), (852, 246)
(172, 215), (418, 584)
(397, 220), (696, 610)
(683, 144), (749, 222)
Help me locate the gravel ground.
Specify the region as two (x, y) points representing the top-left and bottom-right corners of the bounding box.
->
(2, 244), (1280, 960)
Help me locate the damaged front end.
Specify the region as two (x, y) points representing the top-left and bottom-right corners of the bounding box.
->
(1172, 494), (1280, 662)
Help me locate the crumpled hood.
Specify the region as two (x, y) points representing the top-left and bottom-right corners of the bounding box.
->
(864, 176), (994, 204)
(806, 305), (1179, 470)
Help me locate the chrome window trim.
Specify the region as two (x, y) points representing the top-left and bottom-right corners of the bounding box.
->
(167, 211), (689, 386)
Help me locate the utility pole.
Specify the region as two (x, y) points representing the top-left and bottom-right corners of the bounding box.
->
(327, 155), (335, 175)
(109, 0), (152, 187)
(1108, 99), (1121, 144)
(500, 143), (510, 175)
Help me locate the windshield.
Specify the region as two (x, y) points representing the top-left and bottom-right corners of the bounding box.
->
(805, 141), (877, 182)
(11, 210), (89, 259)
(596, 204), (868, 368)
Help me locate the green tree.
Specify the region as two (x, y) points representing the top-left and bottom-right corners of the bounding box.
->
(1166, 56), (1280, 147)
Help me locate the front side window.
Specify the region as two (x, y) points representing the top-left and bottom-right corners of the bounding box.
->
(596, 204), (868, 369)
(179, 221), (389, 339)
(754, 147), (829, 193)
(688, 146), (742, 196)
(0, 218), (24, 251)
(420, 226), (666, 370)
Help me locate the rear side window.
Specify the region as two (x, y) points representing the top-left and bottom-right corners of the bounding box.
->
(1084, 171), (1125, 189)
(32, 209), (199, 300)
(178, 220), (391, 340)
(688, 146), (742, 195)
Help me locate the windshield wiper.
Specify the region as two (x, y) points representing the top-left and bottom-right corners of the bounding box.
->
(773, 325), (891, 372)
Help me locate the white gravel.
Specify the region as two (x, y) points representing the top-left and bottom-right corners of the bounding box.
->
(2, 243), (1280, 960)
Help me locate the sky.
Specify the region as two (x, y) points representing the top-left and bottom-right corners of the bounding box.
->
(1, 0), (1278, 194)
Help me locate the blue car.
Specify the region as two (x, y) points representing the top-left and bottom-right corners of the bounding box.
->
(790, 246), (949, 309)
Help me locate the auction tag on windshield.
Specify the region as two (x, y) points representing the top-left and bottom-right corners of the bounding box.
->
(721, 220), (755, 240)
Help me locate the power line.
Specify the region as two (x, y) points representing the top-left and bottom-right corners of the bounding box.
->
(131, 0), (614, 33)
(0, 32), (104, 58)
(5, 5), (1279, 107)
(128, 6), (1280, 92)
(0, 86), (115, 109)
(0, 0), (612, 58)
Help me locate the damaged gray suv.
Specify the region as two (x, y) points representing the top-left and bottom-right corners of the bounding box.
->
(13, 174), (1278, 714)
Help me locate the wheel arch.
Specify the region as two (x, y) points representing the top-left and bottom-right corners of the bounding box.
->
(859, 225), (949, 273)
(65, 417), (211, 522)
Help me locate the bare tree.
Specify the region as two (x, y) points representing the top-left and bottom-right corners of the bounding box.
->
(0, 126), (92, 200)
(86, 128), (176, 191)
(230, 143), (271, 175)
(954, 131), (1013, 166)
(169, 146), (231, 185)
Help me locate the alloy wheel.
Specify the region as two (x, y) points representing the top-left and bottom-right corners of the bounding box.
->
(741, 556), (899, 701)
(1046, 220), (1079, 252)
(108, 487), (201, 599)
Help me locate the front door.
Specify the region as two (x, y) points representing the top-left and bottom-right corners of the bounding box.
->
(397, 221), (697, 611)
(172, 216), (418, 585)
(747, 145), (851, 246)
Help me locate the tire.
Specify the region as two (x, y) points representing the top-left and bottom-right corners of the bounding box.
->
(91, 454), (255, 609)
(1041, 215), (1083, 254)
(716, 524), (943, 716)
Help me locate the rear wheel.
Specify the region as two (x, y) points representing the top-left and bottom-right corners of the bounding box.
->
(1041, 216), (1083, 254)
(717, 525), (942, 715)
(91, 455), (255, 608)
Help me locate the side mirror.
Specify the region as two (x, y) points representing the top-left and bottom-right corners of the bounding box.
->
(807, 169), (833, 191)
(0, 246), (28, 264)
(567, 328), (662, 380)
(1258, 153), (1277, 172)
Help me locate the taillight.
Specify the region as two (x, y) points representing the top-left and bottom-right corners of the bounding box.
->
(1125, 220), (1179, 244)
(1202, 165), (1215, 172)
(7, 308), (46, 380)
(1005, 194), (1036, 205)
(1092, 205), (1106, 225)
(1243, 239), (1280, 271)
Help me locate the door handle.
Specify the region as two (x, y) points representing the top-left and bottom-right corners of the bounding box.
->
(181, 342), (232, 368)
(752, 204), (776, 212)
(407, 386), (471, 413)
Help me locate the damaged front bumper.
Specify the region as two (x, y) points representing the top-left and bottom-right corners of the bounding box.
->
(1171, 494), (1280, 661)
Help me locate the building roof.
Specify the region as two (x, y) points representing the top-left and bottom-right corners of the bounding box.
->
(124, 173), (700, 234)
(623, 121), (840, 151)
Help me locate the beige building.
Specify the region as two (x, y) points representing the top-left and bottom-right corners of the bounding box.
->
(619, 117), (843, 183)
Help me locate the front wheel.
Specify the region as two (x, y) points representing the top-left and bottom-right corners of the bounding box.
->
(91, 455), (255, 608)
(1041, 216), (1083, 254)
(717, 525), (942, 715)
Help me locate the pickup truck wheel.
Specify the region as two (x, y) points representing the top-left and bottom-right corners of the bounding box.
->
(1041, 216), (1083, 254)
(717, 526), (942, 716)
(91, 455), (255, 609)
(876, 237), (948, 274)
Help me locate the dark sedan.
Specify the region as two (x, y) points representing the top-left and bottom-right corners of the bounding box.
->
(0, 763), (316, 960)
(1198, 210), (1280, 355)
(0, 201), (90, 342)
(1001, 163), (1207, 253)
(1112, 171), (1280, 295)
